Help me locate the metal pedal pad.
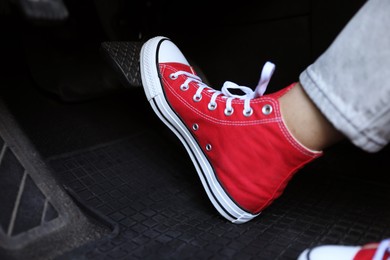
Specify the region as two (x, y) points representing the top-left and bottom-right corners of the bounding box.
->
(100, 41), (144, 88)
(100, 40), (211, 89)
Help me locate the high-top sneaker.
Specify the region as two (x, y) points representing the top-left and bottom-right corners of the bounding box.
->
(140, 36), (322, 224)
(298, 238), (390, 260)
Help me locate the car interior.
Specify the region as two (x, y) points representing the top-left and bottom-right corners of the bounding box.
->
(1, 0), (389, 259)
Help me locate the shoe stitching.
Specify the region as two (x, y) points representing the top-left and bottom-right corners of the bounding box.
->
(161, 66), (281, 126)
(163, 80), (279, 125)
(162, 64), (320, 156)
(163, 63), (277, 105)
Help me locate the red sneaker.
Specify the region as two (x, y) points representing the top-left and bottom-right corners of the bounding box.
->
(140, 36), (322, 224)
(298, 238), (390, 260)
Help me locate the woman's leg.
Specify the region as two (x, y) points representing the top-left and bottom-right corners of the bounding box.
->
(279, 82), (344, 151)
(299, 0), (390, 152)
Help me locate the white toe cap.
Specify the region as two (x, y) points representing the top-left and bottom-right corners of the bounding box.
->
(158, 38), (190, 65)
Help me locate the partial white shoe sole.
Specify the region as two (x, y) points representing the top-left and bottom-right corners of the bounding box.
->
(140, 36), (258, 224)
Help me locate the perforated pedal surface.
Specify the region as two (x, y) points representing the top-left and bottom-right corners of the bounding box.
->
(100, 41), (144, 88)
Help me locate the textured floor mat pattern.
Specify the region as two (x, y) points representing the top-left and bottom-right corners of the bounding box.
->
(49, 131), (390, 260)
(0, 100), (110, 260)
(0, 134), (58, 239)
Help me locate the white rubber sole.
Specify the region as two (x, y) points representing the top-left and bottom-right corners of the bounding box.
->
(140, 36), (258, 224)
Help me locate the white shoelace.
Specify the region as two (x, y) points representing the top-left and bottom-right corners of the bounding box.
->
(169, 61), (276, 116)
(373, 238), (390, 260)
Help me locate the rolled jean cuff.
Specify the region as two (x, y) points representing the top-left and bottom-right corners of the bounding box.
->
(299, 68), (386, 153)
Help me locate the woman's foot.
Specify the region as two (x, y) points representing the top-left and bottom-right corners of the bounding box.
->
(140, 36), (322, 223)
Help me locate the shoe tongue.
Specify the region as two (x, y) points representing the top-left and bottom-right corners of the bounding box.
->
(221, 81), (256, 99)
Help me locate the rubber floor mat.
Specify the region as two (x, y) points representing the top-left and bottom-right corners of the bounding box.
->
(0, 100), (110, 260)
(48, 130), (390, 260)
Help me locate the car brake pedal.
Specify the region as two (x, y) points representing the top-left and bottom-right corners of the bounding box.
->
(100, 41), (144, 88)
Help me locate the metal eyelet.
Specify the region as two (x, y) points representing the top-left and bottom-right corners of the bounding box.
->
(169, 73), (178, 80)
(224, 107), (234, 116)
(243, 108), (253, 117)
(262, 104), (273, 115)
(192, 123), (199, 131)
(193, 94), (202, 102)
(206, 144), (212, 151)
(180, 84), (189, 91)
(208, 102), (217, 111)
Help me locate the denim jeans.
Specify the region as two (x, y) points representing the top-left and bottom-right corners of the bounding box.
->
(299, 0), (390, 152)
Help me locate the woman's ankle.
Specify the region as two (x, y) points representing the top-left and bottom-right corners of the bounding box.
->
(279, 82), (344, 151)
